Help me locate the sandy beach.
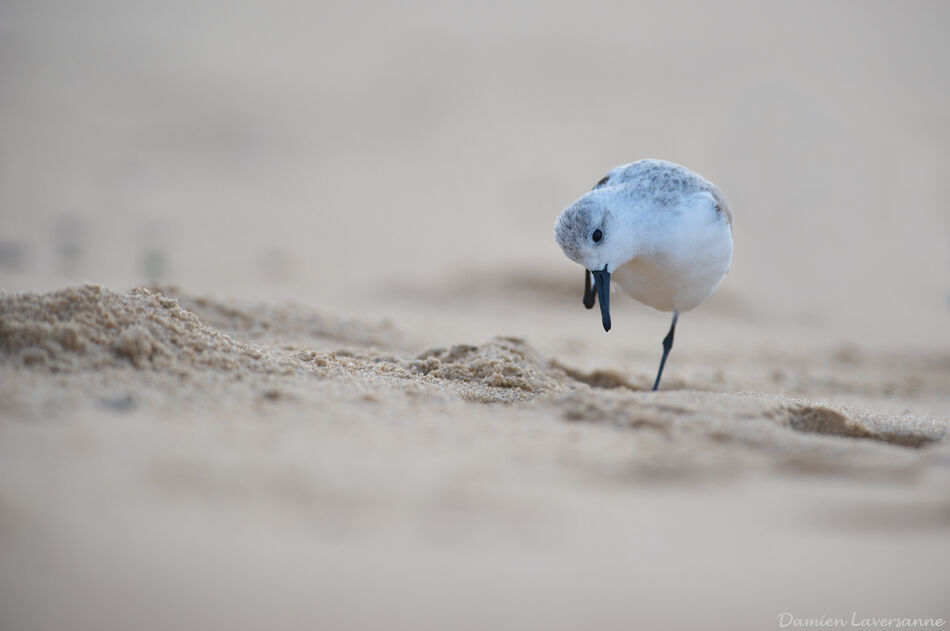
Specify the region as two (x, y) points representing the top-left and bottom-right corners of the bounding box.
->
(2, 1), (949, 629)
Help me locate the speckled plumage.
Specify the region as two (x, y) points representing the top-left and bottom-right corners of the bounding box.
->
(592, 159), (732, 225)
(555, 160), (731, 262)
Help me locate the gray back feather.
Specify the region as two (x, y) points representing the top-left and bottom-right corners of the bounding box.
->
(593, 159), (732, 225)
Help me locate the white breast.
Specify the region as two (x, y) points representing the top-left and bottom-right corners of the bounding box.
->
(612, 192), (733, 312)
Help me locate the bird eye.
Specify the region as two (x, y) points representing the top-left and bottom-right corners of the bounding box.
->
(592, 229), (603, 243)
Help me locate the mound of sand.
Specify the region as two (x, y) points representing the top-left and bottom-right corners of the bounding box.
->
(3, 285), (946, 448)
(0, 284), (295, 374)
(0, 285), (577, 407)
(155, 284), (403, 351)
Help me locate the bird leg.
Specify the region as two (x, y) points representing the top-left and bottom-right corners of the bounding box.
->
(651, 311), (679, 391)
(583, 269), (596, 309)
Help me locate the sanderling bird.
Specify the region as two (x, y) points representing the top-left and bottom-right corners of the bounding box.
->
(554, 159), (733, 391)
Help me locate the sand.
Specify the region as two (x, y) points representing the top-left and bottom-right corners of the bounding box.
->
(3, 1), (950, 629)
(2, 284), (949, 630)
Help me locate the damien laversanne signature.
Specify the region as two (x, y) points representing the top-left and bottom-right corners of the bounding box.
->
(778, 613), (946, 628)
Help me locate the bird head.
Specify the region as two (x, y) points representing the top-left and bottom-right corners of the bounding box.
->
(554, 192), (627, 332)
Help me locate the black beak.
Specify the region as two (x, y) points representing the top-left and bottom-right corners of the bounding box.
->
(590, 265), (611, 332)
(583, 270), (596, 309)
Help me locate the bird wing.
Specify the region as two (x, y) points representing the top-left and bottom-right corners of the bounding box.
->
(592, 160), (731, 226)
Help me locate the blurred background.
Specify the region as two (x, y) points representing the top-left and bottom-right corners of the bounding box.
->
(3, 5), (950, 629)
(1, 0), (948, 345)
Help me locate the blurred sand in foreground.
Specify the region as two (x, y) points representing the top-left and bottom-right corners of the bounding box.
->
(1, 284), (948, 631)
